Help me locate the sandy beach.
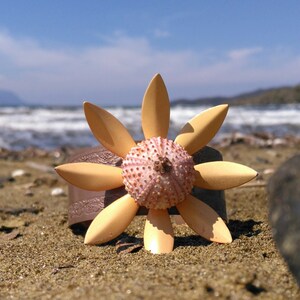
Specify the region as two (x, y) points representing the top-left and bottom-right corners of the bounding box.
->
(1, 141), (300, 299)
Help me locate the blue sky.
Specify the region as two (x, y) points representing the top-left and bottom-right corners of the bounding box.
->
(0, 1), (300, 105)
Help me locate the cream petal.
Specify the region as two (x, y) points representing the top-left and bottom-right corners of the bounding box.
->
(176, 194), (232, 243)
(55, 162), (123, 191)
(84, 102), (136, 158)
(142, 74), (170, 139)
(144, 208), (174, 254)
(84, 194), (139, 245)
(194, 161), (258, 190)
(174, 104), (228, 155)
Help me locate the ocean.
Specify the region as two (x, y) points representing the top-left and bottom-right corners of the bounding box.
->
(0, 104), (299, 150)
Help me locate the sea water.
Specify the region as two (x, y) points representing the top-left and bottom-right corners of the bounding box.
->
(0, 104), (299, 150)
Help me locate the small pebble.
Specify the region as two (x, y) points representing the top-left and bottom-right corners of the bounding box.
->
(25, 189), (34, 197)
(272, 138), (287, 146)
(51, 188), (66, 197)
(263, 168), (275, 175)
(11, 169), (30, 178)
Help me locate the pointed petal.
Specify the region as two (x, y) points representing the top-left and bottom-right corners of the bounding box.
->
(84, 102), (136, 158)
(144, 209), (174, 254)
(55, 162), (123, 191)
(175, 104), (228, 155)
(194, 161), (258, 190)
(84, 194), (139, 245)
(176, 194), (232, 243)
(142, 74), (170, 139)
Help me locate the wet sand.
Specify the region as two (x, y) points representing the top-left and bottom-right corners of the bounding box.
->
(1, 143), (300, 299)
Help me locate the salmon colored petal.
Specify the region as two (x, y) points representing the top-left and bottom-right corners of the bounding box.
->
(142, 74), (170, 139)
(84, 102), (136, 158)
(144, 209), (174, 254)
(55, 162), (123, 191)
(84, 194), (139, 245)
(174, 104), (228, 155)
(176, 194), (232, 243)
(194, 161), (258, 190)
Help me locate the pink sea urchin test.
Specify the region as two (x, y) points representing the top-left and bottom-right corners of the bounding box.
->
(122, 137), (196, 209)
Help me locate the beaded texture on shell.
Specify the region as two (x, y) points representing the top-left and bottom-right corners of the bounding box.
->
(121, 137), (196, 209)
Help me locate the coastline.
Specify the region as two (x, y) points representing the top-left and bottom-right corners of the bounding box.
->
(1, 140), (300, 299)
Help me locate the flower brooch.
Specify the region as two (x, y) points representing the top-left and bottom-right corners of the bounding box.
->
(55, 74), (257, 254)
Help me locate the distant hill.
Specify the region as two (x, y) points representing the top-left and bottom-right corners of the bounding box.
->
(1, 84), (300, 107)
(0, 90), (25, 106)
(172, 84), (300, 106)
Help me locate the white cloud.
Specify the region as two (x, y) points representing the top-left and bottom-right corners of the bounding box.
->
(228, 47), (263, 61)
(0, 30), (300, 105)
(0, 30), (71, 68)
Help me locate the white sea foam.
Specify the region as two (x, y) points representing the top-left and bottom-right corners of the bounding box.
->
(0, 104), (299, 150)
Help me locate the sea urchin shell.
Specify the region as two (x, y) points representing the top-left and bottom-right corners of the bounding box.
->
(122, 137), (196, 209)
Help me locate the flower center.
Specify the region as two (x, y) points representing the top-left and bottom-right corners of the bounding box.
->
(121, 137), (195, 209)
(153, 156), (172, 174)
